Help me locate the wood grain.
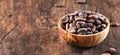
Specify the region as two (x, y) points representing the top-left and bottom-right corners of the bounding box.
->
(0, 0), (120, 55)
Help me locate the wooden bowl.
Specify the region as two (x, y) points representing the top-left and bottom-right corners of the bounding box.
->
(58, 13), (110, 47)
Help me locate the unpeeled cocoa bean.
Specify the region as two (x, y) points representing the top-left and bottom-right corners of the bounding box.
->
(86, 10), (92, 15)
(88, 14), (99, 19)
(81, 23), (88, 28)
(77, 21), (85, 25)
(98, 16), (104, 22)
(95, 20), (102, 25)
(101, 52), (111, 55)
(92, 25), (96, 32)
(87, 27), (92, 31)
(74, 16), (78, 19)
(86, 19), (95, 23)
(75, 17), (86, 21)
(96, 25), (101, 29)
(77, 28), (87, 33)
(87, 23), (93, 27)
(68, 12), (78, 16)
(67, 28), (76, 33)
(76, 0), (87, 4)
(62, 17), (69, 25)
(108, 47), (117, 54)
(93, 30), (98, 34)
(79, 32), (86, 35)
(76, 24), (81, 29)
(78, 12), (84, 17)
(87, 31), (93, 34)
(69, 16), (74, 23)
(69, 23), (75, 28)
(110, 22), (120, 27)
(66, 23), (69, 29)
(101, 47), (117, 55)
(62, 17), (69, 23)
(101, 24), (107, 28)
(93, 15), (99, 19)
(100, 28), (105, 31)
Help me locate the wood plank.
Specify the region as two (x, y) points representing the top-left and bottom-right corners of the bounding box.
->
(0, 0), (120, 55)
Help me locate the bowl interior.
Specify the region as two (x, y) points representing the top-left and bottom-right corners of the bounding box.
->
(58, 13), (110, 37)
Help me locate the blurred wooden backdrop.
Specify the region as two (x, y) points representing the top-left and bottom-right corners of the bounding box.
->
(0, 0), (120, 55)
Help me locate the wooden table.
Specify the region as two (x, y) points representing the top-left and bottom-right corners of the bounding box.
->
(0, 0), (120, 55)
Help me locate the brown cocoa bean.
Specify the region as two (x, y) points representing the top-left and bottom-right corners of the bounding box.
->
(101, 52), (111, 55)
(86, 31), (93, 35)
(95, 20), (102, 25)
(81, 23), (88, 28)
(86, 19), (95, 23)
(98, 16), (105, 22)
(88, 14), (99, 19)
(92, 25), (96, 32)
(108, 47), (117, 54)
(101, 24), (107, 28)
(67, 28), (76, 33)
(76, 0), (87, 4)
(75, 17), (86, 21)
(77, 28), (87, 33)
(66, 23), (69, 30)
(87, 23), (93, 27)
(110, 22), (120, 27)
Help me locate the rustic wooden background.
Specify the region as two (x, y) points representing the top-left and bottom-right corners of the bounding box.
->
(0, 0), (120, 55)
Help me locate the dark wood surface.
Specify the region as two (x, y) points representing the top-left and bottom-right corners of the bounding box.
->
(0, 0), (120, 55)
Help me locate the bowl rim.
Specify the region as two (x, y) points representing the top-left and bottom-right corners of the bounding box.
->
(58, 13), (110, 37)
